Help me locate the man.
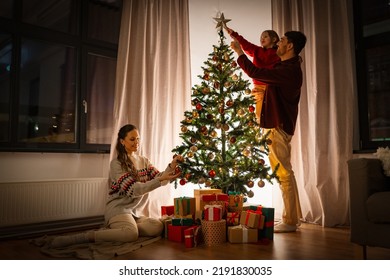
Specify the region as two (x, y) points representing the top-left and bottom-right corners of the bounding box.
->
(230, 31), (307, 233)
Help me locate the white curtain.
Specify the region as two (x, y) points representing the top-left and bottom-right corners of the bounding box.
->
(272, 0), (356, 226)
(110, 0), (192, 217)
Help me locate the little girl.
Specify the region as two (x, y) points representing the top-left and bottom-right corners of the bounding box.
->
(225, 26), (280, 124)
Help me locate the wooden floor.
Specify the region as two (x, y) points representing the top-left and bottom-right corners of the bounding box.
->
(1, 223), (389, 260)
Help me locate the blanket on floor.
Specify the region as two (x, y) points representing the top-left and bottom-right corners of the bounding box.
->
(30, 235), (161, 260)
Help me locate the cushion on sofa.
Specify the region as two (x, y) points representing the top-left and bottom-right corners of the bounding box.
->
(366, 191), (390, 223)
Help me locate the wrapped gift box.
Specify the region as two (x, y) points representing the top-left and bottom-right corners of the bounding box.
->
(174, 197), (195, 218)
(184, 225), (202, 248)
(228, 225), (258, 243)
(240, 210), (265, 229)
(249, 205), (275, 240)
(200, 193), (228, 219)
(227, 212), (240, 226)
(172, 217), (194, 226)
(201, 219), (226, 246)
(203, 205), (223, 221)
(167, 224), (191, 243)
(194, 188), (222, 220)
(161, 205), (175, 217)
(228, 191), (244, 212)
(161, 217), (172, 238)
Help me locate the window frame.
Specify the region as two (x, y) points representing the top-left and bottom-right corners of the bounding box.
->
(353, 0), (390, 152)
(0, 0), (120, 153)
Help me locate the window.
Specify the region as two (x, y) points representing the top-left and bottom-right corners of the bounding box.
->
(0, 0), (122, 152)
(353, 0), (390, 151)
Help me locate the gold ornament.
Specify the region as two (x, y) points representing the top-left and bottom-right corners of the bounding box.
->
(237, 108), (245, 116)
(181, 126), (188, 133)
(258, 180), (265, 188)
(242, 149), (251, 157)
(247, 190), (254, 198)
(190, 145), (198, 152)
(232, 74), (238, 81)
(198, 177), (206, 184)
(247, 181), (254, 188)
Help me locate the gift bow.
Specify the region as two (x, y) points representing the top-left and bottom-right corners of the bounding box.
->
(231, 224), (249, 243)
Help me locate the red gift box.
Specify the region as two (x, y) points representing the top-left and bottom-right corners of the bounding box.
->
(184, 225), (202, 248)
(161, 205), (174, 216)
(201, 193), (229, 202)
(167, 224), (191, 243)
(204, 205), (222, 221)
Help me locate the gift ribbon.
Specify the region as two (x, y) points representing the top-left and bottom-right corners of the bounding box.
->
(264, 220), (274, 227)
(242, 226), (248, 243)
(227, 212), (239, 224)
(175, 197), (192, 215)
(231, 224), (248, 242)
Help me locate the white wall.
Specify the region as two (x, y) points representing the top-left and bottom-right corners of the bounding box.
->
(0, 0), (274, 208)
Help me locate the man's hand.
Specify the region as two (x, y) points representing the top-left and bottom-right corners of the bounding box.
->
(230, 39), (244, 56)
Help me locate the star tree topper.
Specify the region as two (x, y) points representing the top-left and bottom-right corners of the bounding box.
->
(213, 12), (231, 30)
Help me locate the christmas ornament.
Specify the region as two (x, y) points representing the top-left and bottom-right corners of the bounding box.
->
(179, 178), (186, 185)
(258, 180), (265, 188)
(213, 13), (231, 30)
(208, 169), (216, 178)
(247, 190), (254, 198)
(247, 181), (254, 188)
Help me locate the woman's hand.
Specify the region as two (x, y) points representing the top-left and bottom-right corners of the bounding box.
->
(159, 169), (182, 182)
(170, 155), (184, 169)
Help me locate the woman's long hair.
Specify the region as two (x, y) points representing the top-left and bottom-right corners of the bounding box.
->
(116, 124), (139, 181)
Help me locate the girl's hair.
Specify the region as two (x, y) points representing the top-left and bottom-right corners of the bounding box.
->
(116, 124), (139, 181)
(264, 30), (280, 49)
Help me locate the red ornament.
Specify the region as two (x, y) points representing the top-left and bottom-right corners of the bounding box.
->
(249, 105), (255, 113)
(230, 136), (236, 144)
(179, 178), (186, 185)
(196, 103), (203, 111)
(208, 169), (216, 178)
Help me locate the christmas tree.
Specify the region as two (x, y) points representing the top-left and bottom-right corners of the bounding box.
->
(172, 15), (278, 198)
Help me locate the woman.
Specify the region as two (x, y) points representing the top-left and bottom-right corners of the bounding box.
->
(52, 124), (182, 248)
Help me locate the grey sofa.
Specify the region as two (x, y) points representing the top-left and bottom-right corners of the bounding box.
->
(347, 158), (390, 259)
